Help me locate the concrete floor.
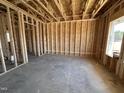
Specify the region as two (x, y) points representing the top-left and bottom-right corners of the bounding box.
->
(0, 54), (124, 93)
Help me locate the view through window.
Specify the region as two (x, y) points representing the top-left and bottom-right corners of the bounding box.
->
(106, 17), (124, 57)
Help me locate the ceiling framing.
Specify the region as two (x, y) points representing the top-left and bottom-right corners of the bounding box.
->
(5, 0), (118, 22)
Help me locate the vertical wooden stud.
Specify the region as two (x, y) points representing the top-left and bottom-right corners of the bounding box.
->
(60, 22), (63, 54)
(80, 21), (87, 56)
(21, 13), (28, 63)
(40, 22), (43, 55)
(0, 39), (7, 72)
(55, 23), (59, 54)
(36, 20), (40, 56)
(75, 21), (81, 56)
(18, 12), (27, 63)
(7, 7), (17, 66)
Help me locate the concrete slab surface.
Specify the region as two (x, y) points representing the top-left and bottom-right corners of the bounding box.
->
(0, 54), (124, 93)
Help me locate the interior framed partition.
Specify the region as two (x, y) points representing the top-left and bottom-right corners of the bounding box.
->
(0, 0), (44, 75)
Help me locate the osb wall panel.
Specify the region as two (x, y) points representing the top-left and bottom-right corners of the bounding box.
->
(45, 20), (97, 57)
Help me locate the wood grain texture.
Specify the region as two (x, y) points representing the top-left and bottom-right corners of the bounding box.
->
(45, 20), (97, 57)
(75, 21), (81, 56)
(65, 22), (70, 55)
(80, 21), (87, 56)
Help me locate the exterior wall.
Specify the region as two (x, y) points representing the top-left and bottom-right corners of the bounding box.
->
(45, 20), (98, 57)
(95, 0), (124, 79)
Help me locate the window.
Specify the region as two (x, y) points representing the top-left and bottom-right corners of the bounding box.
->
(106, 16), (124, 57)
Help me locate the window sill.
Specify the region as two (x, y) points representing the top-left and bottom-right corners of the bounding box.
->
(106, 53), (119, 59)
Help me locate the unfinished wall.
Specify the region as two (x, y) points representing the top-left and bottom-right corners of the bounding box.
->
(95, 0), (124, 79)
(0, 1), (46, 74)
(45, 20), (97, 57)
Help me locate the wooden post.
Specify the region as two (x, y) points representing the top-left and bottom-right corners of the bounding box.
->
(44, 23), (50, 53)
(43, 23), (47, 53)
(55, 23), (58, 54)
(65, 22), (68, 55)
(60, 22), (62, 54)
(1, 15), (10, 60)
(80, 21), (87, 56)
(7, 7), (17, 66)
(0, 39), (7, 72)
(51, 23), (53, 53)
(39, 22), (43, 55)
(36, 20), (40, 56)
(18, 11), (26, 63)
(21, 13), (28, 63)
(11, 13), (20, 61)
(32, 19), (37, 56)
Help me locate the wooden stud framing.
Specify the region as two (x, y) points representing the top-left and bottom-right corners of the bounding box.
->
(44, 20), (97, 56)
(52, 0), (66, 20)
(35, 0), (58, 21)
(7, 7), (18, 67)
(75, 21), (81, 56)
(60, 22), (62, 54)
(55, 23), (58, 54)
(52, 23), (56, 54)
(0, 0), (45, 22)
(39, 22), (43, 55)
(18, 12), (27, 63)
(61, 23), (65, 54)
(36, 21), (40, 56)
(21, 13), (28, 63)
(43, 23), (47, 53)
(20, 0), (50, 21)
(65, 22), (69, 55)
(51, 23), (54, 53)
(0, 39), (7, 72)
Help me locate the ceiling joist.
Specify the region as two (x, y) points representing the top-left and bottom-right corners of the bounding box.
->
(35, 0), (58, 21)
(71, 0), (75, 19)
(20, 0), (50, 21)
(52, 0), (66, 21)
(92, 0), (109, 18)
(83, 0), (97, 19)
(3, 0), (118, 22)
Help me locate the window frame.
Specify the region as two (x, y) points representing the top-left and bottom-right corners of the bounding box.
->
(106, 16), (124, 58)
